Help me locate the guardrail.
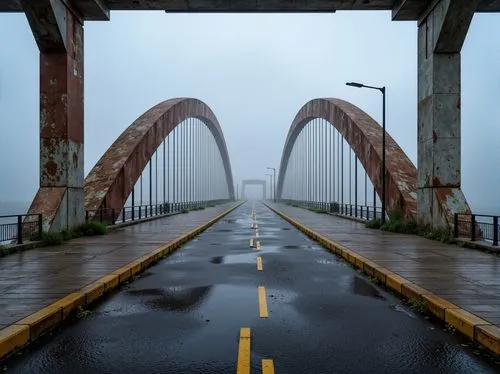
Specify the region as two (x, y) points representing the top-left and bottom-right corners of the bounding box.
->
(85, 200), (232, 225)
(0, 214), (42, 244)
(279, 199), (384, 221)
(454, 213), (498, 246)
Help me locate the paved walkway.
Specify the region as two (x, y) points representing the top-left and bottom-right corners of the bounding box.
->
(0, 202), (237, 328)
(269, 203), (500, 328)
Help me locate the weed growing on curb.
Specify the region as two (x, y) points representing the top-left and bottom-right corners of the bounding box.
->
(76, 306), (92, 319)
(409, 297), (428, 314)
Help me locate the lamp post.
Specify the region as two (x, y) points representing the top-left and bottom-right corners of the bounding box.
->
(265, 173), (273, 201)
(266, 167), (276, 202)
(346, 81), (386, 223)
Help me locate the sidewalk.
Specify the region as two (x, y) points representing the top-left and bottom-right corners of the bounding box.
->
(0, 202), (238, 329)
(267, 202), (500, 355)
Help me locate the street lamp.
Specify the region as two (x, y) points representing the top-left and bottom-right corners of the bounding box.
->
(266, 167), (276, 202)
(265, 173), (273, 201)
(346, 81), (386, 223)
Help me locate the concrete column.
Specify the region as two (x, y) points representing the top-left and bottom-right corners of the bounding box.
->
(417, 0), (477, 228)
(24, 0), (85, 231)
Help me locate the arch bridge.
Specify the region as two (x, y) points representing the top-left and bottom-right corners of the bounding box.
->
(276, 98), (472, 229)
(27, 98), (235, 231)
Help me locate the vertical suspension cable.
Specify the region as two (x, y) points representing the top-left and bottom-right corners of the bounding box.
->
(324, 119), (327, 204)
(163, 138), (166, 206)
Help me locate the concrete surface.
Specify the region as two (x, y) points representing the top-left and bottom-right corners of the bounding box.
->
(3, 201), (498, 373)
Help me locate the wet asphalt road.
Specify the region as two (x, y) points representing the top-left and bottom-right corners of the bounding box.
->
(5, 201), (500, 373)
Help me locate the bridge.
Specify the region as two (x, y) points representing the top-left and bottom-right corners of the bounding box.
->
(1, 1), (500, 373)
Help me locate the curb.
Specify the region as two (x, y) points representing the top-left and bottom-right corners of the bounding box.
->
(263, 203), (500, 358)
(0, 201), (244, 362)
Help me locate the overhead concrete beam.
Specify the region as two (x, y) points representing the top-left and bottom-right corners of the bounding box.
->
(74, 0), (110, 20)
(19, 0), (70, 52)
(392, 0), (430, 20)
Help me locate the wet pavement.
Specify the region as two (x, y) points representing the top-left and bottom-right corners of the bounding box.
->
(4, 201), (500, 373)
(0, 202), (236, 327)
(268, 202), (500, 328)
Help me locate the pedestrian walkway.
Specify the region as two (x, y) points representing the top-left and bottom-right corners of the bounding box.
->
(267, 202), (500, 354)
(0, 202), (238, 329)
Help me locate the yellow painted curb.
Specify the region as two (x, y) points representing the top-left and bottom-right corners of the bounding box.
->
(263, 202), (500, 357)
(15, 306), (62, 340)
(50, 292), (86, 320)
(0, 201), (244, 363)
(476, 325), (500, 356)
(422, 294), (459, 320)
(0, 325), (30, 359)
(445, 308), (490, 339)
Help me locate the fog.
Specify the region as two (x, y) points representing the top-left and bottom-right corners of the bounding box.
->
(0, 11), (499, 213)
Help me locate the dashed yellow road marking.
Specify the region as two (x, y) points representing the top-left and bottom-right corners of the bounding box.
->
(257, 256), (263, 271)
(237, 327), (251, 374)
(258, 286), (269, 318)
(262, 359), (275, 374)
(250, 239), (254, 248)
(256, 241), (261, 250)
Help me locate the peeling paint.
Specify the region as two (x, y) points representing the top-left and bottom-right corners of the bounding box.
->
(84, 98), (235, 213)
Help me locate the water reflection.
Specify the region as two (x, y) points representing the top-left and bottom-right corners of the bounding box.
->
(351, 276), (386, 300)
(126, 285), (213, 312)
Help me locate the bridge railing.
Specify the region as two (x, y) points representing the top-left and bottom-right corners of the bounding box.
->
(85, 200), (231, 225)
(0, 214), (42, 245)
(279, 199), (384, 221)
(454, 213), (498, 246)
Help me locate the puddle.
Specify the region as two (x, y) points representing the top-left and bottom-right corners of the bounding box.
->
(125, 286), (213, 312)
(215, 229), (232, 233)
(351, 276), (386, 300)
(209, 243), (220, 246)
(210, 256), (223, 264)
(283, 245), (299, 249)
(391, 304), (417, 318)
(281, 228), (291, 231)
(223, 252), (257, 264)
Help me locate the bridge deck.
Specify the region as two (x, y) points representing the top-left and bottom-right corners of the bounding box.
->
(268, 203), (500, 328)
(0, 202), (237, 328)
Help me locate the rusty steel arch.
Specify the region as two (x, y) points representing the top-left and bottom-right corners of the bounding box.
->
(277, 98), (419, 220)
(84, 98), (235, 213)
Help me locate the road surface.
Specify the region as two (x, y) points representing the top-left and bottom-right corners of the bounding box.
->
(4, 201), (499, 373)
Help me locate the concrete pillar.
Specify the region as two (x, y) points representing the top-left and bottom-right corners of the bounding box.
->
(24, 0), (85, 231)
(417, 0), (476, 228)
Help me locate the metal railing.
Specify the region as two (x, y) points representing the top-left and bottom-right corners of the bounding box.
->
(454, 213), (499, 246)
(0, 214), (43, 245)
(85, 200), (231, 225)
(280, 199), (384, 221)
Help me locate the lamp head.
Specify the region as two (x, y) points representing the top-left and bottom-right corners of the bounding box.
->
(346, 82), (364, 88)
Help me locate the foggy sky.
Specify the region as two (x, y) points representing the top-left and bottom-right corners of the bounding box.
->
(0, 11), (499, 212)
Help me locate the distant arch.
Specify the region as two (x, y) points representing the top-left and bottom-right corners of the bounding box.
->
(85, 98), (235, 212)
(241, 179), (267, 200)
(277, 98), (418, 219)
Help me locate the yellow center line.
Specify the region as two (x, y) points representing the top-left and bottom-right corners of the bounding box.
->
(237, 327), (251, 374)
(258, 286), (269, 318)
(256, 241), (261, 250)
(256, 256), (263, 271)
(250, 239), (254, 248)
(262, 359), (275, 374)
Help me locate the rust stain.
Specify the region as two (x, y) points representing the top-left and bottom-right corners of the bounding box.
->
(73, 151), (78, 169)
(44, 160), (58, 176)
(84, 98), (235, 213)
(278, 98), (472, 228)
